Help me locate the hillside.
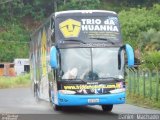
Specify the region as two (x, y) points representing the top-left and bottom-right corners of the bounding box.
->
(0, 0), (160, 65)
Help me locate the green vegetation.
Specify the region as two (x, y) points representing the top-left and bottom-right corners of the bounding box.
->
(0, 22), (30, 62)
(128, 70), (160, 99)
(141, 51), (160, 70)
(127, 93), (160, 110)
(118, 4), (160, 71)
(119, 4), (160, 48)
(139, 29), (160, 52)
(0, 0), (160, 66)
(0, 0), (160, 109)
(58, 0), (100, 10)
(0, 74), (31, 88)
(126, 69), (160, 109)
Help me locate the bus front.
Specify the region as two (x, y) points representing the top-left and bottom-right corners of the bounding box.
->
(50, 10), (134, 111)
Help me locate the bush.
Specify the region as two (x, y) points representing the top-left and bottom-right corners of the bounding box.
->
(119, 4), (160, 48)
(138, 29), (160, 51)
(141, 51), (160, 70)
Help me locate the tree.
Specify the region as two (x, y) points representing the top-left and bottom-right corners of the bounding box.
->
(139, 29), (160, 51)
(141, 51), (160, 70)
(58, 0), (100, 10)
(119, 4), (160, 48)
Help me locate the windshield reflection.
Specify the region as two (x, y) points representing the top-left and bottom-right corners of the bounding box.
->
(60, 48), (124, 81)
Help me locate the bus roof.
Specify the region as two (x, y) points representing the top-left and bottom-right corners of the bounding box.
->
(55, 10), (117, 17)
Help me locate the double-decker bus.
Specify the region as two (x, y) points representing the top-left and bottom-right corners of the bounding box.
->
(30, 10), (134, 112)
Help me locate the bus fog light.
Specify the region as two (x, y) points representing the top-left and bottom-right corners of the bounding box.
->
(119, 97), (125, 101)
(59, 90), (76, 95)
(59, 98), (68, 102)
(109, 88), (125, 94)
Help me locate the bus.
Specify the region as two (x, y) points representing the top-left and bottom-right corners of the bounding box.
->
(30, 10), (134, 112)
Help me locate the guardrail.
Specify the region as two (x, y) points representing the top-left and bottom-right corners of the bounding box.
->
(127, 68), (160, 101)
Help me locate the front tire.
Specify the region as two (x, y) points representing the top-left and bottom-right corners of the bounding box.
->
(102, 105), (113, 112)
(34, 83), (40, 102)
(49, 83), (52, 103)
(54, 104), (62, 111)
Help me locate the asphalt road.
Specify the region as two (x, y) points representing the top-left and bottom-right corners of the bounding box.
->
(0, 88), (160, 120)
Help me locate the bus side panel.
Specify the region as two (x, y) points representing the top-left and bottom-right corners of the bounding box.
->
(30, 19), (53, 101)
(29, 41), (34, 83)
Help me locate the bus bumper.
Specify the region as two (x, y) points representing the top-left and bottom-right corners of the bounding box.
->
(56, 92), (125, 106)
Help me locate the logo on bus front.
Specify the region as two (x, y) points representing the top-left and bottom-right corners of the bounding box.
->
(59, 19), (81, 38)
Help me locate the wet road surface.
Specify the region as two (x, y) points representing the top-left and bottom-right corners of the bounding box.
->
(0, 88), (159, 120)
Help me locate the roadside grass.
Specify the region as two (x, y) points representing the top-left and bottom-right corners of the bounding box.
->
(126, 71), (160, 110)
(0, 74), (31, 89)
(126, 93), (160, 110)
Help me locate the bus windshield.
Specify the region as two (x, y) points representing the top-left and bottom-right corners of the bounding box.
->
(60, 48), (124, 81)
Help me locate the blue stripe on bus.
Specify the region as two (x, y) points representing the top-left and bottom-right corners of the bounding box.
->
(52, 92), (125, 106)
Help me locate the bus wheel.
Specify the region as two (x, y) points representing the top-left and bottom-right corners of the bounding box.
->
(54, 104), (62, 111)
(49, 83), (52, 103)
(34, 83), (37, 97)
(34, 83), (39, 102)
(101, 105), (113, 112)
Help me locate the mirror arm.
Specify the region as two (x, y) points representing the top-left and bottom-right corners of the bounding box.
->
(118, 45), (125, 70)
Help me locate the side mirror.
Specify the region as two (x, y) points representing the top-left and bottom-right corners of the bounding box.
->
(118, 44), (134, 69)
(50, 46), (58, 69)
(125, 44), (134, 67)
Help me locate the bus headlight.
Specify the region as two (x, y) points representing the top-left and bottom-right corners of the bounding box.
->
(109, 88), (125, 94)
(59, 90), (76, 95)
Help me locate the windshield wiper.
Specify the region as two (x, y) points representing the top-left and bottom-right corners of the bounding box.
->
(98, 77), (123, 82)
(61, 79), (87, 84)
(77, 79), (87, 84)
(90, 38), (115, 45)
(63, 39), (86, 44)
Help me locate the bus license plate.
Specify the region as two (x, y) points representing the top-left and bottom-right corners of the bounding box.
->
(88, 99), (99, 103)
